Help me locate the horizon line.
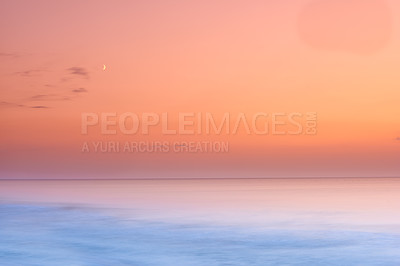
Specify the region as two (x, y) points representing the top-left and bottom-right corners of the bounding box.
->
(1, 176), (399, 181)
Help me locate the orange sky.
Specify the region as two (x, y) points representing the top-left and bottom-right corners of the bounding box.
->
(1, 0), (399, 178)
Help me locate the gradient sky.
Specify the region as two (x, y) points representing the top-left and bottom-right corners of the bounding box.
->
(1, 0), (399, 178)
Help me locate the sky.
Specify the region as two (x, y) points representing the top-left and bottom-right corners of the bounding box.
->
(0, 0), (399, 179)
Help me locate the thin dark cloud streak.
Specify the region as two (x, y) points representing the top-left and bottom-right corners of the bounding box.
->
(72, 88), (87, 93)
(0, 101), (22, 107)
(13, 69), (43, 77)
(30, 94), (71, 101)
(0, 101), (49, 109)
(67, 67), (89, 79)
(30, 105), (49, 109)
(0, 52), (19, 58)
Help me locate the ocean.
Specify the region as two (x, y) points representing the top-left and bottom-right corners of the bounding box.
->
(1, 178), (400, 265)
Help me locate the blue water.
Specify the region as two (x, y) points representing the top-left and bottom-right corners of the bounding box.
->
(1, 204), (400, 265)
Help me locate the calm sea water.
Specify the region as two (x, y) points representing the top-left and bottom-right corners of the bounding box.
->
(1, 178), (400, 265)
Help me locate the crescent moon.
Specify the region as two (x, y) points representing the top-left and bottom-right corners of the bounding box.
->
(103, 64), (106, 71)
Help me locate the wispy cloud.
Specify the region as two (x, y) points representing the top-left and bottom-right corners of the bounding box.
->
(67, 67), (89, 79)
(3, 63), (91, 109)
(0, 101), (49, 109)
(0, 101), (25, 108)
(0, 52), (19, 58)
(30, 94), (70, 101)
(30, 105), (49, 109)
(72, 88), (87, 93)
(396, 137), (400, 141)
(13, 69), (43, 77)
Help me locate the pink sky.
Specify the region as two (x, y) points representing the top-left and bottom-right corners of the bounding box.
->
(1, 0), (399, 178)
